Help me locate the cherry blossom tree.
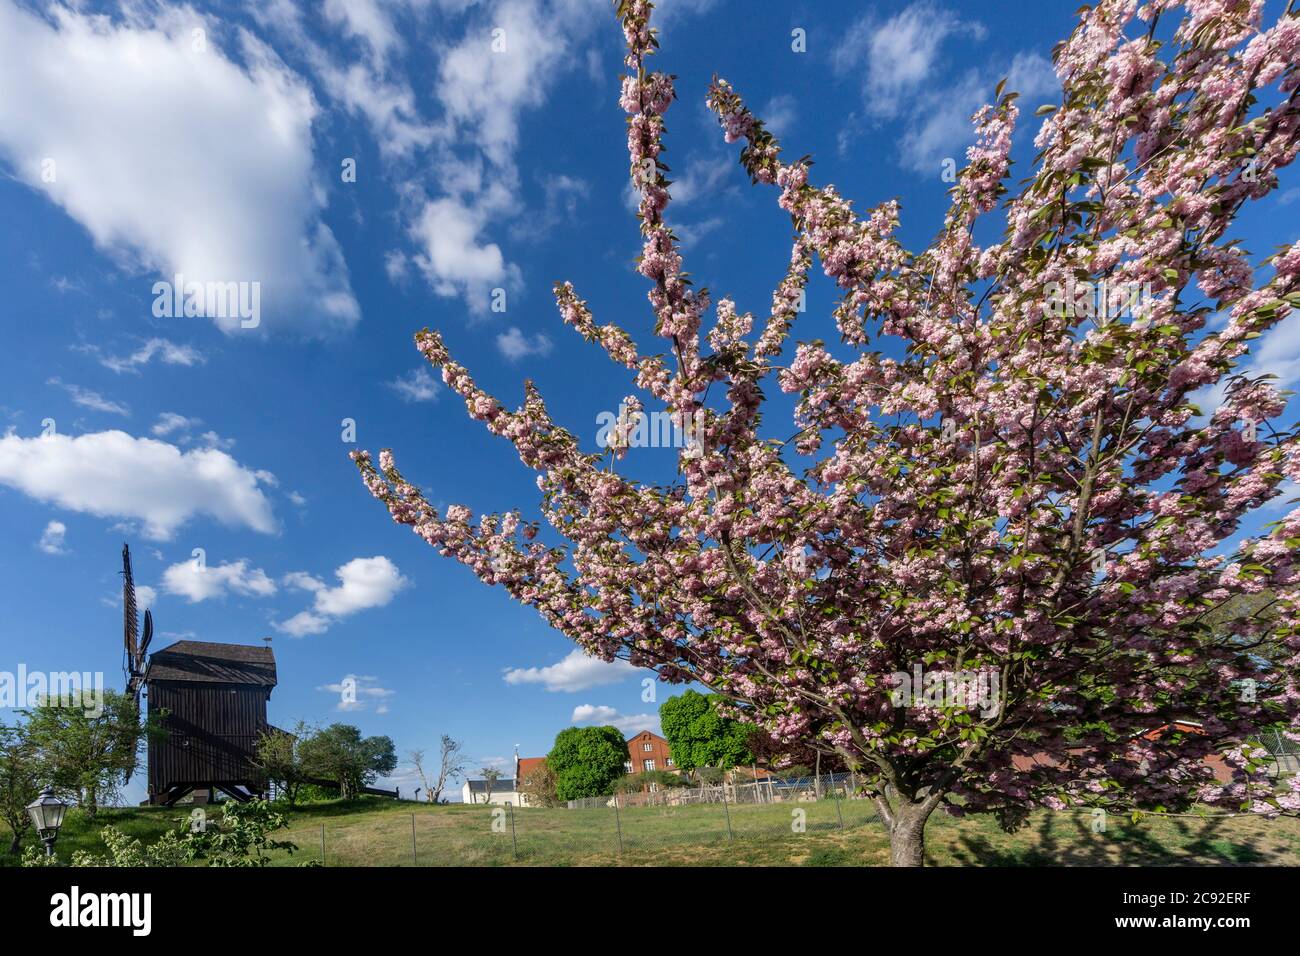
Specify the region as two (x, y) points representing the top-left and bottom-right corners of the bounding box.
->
(357, 0), (1300, 865)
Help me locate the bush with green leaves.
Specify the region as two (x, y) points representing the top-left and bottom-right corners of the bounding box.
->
(185, 798), (299, 867)
(547, 726), (629, 801)
(659, 690), (756, 772)
(20, 798), (299, 868)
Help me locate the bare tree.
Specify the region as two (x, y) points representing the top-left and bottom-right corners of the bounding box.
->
(411, 735), (469, 803)
(409, 749), (430, 801)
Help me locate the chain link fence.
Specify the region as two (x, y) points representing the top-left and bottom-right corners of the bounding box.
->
(294, 773), (878, 866)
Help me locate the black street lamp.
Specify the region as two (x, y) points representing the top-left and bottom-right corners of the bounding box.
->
(26, 788), (69, 857)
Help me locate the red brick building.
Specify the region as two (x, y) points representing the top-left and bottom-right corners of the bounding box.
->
(624, 730), (676, 774)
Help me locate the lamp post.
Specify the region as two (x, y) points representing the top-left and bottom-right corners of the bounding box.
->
(26, 788), (69, 857)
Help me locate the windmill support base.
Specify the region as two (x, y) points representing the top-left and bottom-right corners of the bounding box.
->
(150, 784), (195, 807)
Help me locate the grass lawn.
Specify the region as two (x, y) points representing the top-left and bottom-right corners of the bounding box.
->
(4, 796), (1298, 867)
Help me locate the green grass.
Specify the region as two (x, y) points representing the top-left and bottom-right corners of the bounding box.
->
(5, 796), (1299, 867)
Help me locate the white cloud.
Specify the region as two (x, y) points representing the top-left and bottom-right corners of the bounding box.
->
(409, 196), (521, 310)
(435, 0), (572, 166)
(830, 3), (1052, 174)
(504, 649), (639, 692)
(313, 557), (407, 615)
(1239, 310), (1300, 390)
(314, 59), (436, 159)
(495, 327), (552, 362)
(317, 673), (396, 713)
(384, 250), (409, 281)
(898, 53), (1056, 174)
(670, 155), (733, 206)
(0, 2), (359, 335)
(199, 430), (236, 451)
(0, 430), (276, 540)
(277, 610), (330, 637)
(401, 0), (607, 312)
(277, 556), (408, 636)
(1192, 309), (1300, 416)
(135, 585), (157, 610)
(762, 94), (797, 136)
(475, 755), (513, 774)
(571, 703), (659, 736)
(47, 378), (129, 416)
(152, 412), (200, 438)
(323, 0), (400, 66)
(92, 338), (204, 374)
(388, 367), (441, 402)
(38, 520), (67, 555)
(162, 557), (278, 603)
(675, 216), (724, 250)
(833, 3), (984, 119)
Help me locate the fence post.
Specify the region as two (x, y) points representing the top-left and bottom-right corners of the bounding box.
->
(508, 802), (518, 860)
(721, 785), (733, 841)
(411, 813), (418, 866)
(833, 777), (845, 829)
(613, 796), (624, 855)
(319, 824), (325, 866)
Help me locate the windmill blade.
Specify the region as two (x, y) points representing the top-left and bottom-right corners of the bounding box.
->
(122, 543), (139, 658)
(122, 543), (141, 695)
(140, 608), (154, 659)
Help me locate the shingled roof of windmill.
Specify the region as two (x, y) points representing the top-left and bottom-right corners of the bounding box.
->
(144, 640), (277, 686)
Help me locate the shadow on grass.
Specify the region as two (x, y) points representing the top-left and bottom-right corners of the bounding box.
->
(945, 812), (1277, 866)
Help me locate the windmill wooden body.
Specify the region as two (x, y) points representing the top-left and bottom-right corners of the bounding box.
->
(120, 544), (278, 806)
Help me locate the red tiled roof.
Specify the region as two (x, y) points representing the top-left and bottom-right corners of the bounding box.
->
(517, 757), (547, 779)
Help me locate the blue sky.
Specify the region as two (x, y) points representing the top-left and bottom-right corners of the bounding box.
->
(1, 0), (1297, 802)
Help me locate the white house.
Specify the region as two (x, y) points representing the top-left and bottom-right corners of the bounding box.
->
(461, 750), (550, 805)
(461, 777), (521, 805)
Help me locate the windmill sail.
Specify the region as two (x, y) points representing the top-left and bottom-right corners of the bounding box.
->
(122, 543), (144, 697)
(122, 544), (149, 785)
(141, 609), (153, 658)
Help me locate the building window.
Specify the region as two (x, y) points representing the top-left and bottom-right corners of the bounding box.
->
(643, 742), (653, 751)
(624, 761), (633, 773)
(666, 757), (674, 767)
(643, 759), (655, 772)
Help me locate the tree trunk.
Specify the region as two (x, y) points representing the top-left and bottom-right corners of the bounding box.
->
(877, 796), (936, 866)
(8, 832), (20, 854)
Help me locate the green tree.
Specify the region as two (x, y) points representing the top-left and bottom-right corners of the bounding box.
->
(0, 723), (42, 854)
(659, 690), (755, 773)
(299, 724), (397, 799)
(253, 721), (313, 808)
(22, 689), (159, 818)
(546, 726), (628, 801)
